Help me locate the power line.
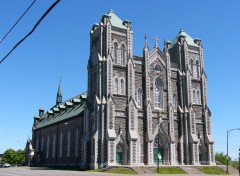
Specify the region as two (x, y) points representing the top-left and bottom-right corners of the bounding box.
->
(0, 0), (61, 64)
(0, 0), (37, 44)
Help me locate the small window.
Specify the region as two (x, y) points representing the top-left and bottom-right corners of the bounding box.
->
(154, 65), (161, 72)
(46, 135), (49, 158)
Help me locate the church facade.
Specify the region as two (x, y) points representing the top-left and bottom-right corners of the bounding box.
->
(30, 10), (215, 168)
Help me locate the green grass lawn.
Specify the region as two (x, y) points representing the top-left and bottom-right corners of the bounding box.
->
(107, 168), (137, 174)
(198, 166), (227, 175)
(156, 167), (187, 174)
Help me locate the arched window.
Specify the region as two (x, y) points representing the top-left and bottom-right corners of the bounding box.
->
(46, 135), (49, 158)
(173, 94), (177, 112)
(114, 43), (118, 63)
(137, 88), (142, 107)
(120, 78), (124, 95)
(154, 77), (162, 108)
(196, 60), (200, 78)
(59, 132), (63, 157)
(121, 45), (125, 65)
(114, 78), (118, 94)
(52, 134), (56, 158)
(192, 90), (196, 104)
(190, 59), (193, 73)
(67, 130), (71, 157)
(75, 129), (79, 157)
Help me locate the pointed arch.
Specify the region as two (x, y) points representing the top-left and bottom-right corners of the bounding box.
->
(196, 90), (200, 104)
(154, 77), (163, 108)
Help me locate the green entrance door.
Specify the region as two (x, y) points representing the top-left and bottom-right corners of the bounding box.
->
(116, 151), (123, 164)
(116, 145), (123, 164)
(153, 147), (164, 164)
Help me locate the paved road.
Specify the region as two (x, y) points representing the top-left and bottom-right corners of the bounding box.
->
(0, 167), (239, 176)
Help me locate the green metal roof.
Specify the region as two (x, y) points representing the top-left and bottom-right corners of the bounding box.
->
(170, 29), (199, 48)
(33, 92), (87, 130)
(107, 10), (127, 29)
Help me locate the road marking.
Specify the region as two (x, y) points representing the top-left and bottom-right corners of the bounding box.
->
(0, 173), (18, 176)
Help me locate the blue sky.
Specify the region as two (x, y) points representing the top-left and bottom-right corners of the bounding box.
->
(0, 0), (239, 160)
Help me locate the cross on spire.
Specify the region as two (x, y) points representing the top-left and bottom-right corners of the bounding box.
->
(154, 36), (158, 48)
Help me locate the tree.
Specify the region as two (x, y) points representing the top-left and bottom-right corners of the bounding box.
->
(215, 152), (230, 165)
(1, 148), (25, 165)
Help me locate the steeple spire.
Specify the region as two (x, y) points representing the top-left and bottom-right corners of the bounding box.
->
(56, 78), (62, 105)
(143, 34), (149, 51)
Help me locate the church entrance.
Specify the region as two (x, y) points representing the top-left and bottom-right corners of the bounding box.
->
(116, 145), (123, 164)
(153, 136), (164, 164)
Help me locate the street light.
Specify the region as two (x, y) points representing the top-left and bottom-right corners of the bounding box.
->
(226, 128), (240, 173)
(157, 109), (163, 174)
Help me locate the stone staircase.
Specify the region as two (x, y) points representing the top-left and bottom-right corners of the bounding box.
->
(131, 167), (156, 174)
(179, 166), (203, 174)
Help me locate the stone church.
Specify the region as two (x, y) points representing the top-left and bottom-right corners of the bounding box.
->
(30, 10), (215, 168)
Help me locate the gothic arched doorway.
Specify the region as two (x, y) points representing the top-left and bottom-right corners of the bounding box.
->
(153, 135), (164, 164)
(116, 144), (123, 164)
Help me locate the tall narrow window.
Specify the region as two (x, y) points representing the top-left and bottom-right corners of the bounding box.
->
(120, 79), (124, 95)
(41, 137), (44, 152)
(173, 94), (177, 112)
(196, 90), (200, 104)
(154, 77), (162, 108)
(190, 59), (193, 74)
(67, 130), (71, 157)
(192, 90), (196, 104)
(114, 78), (118, 94)
(121, 45), (125, 65)
(59, 132), (63, 157)
(75, 129), (79, 157)
(114, 43), (118, 63)
(196, 60), (200, 78)
(52, 134), (56, 158)
(137, 88), (142, 107)
(36, 138), (39, 152)
(46, 135), (49, 158)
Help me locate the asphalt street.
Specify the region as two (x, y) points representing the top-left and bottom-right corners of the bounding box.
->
(0, 167), (239, 176)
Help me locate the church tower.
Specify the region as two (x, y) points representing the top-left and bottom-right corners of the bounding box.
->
(83, 10), (136, 168)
